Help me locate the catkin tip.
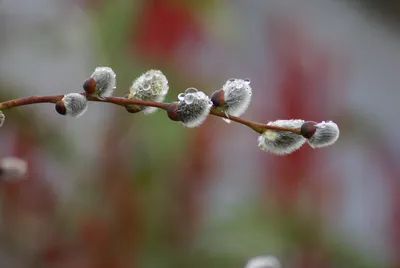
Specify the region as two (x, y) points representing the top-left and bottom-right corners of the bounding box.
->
(220, 78), (252, 118)
(88, 66), (116, 98)
(128, 69), (169, 114)
(176, 88), (212, 128)
(306, 120), (339, 148)
(58, 93), (88, 118)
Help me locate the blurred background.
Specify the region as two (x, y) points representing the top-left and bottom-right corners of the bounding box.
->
(0, 0), (399, 267)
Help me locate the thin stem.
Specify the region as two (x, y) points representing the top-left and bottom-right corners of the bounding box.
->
(0, 94), (301, 135)
(89, 96), (169, 110)
(210, 108), (301, 134)
(0, 95), (64, 109)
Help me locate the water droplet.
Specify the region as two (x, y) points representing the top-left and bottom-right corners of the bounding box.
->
(144, 72), (153, 81)
(208, 100), (213, 106)
(154, 70), (162, 77)
(228, 78), (236, 82)
(244, 78), (251, 84)
(185, 87), (198, 94)
(236, 83), (243, 89)
(184, 93), (195, 104)
(143, 83), (151, 91)
(178, 93), (185, 101)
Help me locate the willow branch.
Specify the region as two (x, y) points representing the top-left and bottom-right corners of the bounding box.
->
(0, 94), (300, 134)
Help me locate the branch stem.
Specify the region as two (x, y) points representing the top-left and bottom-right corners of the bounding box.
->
(0, 94), (301, 135)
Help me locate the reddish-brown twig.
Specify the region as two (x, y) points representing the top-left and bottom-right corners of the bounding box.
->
(0, 94), (301, 134)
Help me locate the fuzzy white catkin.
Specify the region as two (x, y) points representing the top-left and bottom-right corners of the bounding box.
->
(0, 111), (4, 127)
(0, 157), (27, 180)
(258, 119), (306, 155)
(128, 69), (169, 114)
(90, 67), (116, 98)
(307, 121), (339, 148)
(177, 88), (212, 128)
(62, 93), (88, 117)
(245, 256), (281, 268)
(222, 78), (252, 118)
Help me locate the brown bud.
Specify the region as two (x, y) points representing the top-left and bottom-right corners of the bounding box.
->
(167, 102), (181, 121)
(301, 121), (317, 139)
(125, 105), (142, 113)
(210, 89), (225, 107)
(83, 77), (97, 95)
(55, 101), (67, 116)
